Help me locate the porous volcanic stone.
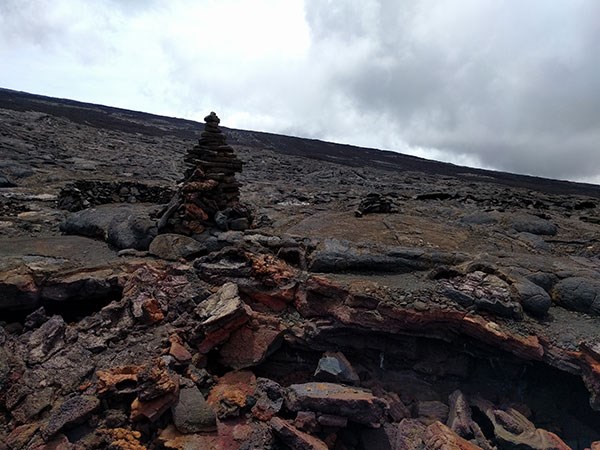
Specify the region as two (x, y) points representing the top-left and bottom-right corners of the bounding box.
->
(285, 382), (387, 426)
(172, 386), (216, 433)
(149, 233), (204, 260)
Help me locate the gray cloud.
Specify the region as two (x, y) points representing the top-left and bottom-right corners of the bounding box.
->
(303, 0), (600, 180)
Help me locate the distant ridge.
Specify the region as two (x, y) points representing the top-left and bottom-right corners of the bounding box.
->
(1, 86), (598, 197)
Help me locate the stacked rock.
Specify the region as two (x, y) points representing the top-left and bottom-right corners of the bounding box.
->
(164, 112), (252, 235)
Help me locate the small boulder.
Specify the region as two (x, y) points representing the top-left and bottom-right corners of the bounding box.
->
(512, 278), (551, 316)
(172, 386), (216, 433)
(270, 417), (328, 450)
(149, 233), (204, 261)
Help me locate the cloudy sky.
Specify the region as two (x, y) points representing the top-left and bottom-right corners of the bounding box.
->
(1, 1), (599, 183)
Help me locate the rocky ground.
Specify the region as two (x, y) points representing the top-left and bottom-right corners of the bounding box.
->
(2, 89), (600, 449)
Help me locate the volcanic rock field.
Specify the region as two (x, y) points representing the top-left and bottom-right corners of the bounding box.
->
(2, 88), (600, 449)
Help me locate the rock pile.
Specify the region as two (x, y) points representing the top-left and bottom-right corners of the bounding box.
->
(162, 112), (252, 235)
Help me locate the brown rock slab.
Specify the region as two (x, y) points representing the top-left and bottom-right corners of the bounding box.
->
(285, 382), (388, 426)
(219, 318), (283, 370)
(471, 398), (570, 450)
(130, 390), (179, 422)
(314, 351), (360, 385)
(270, 417), (328, 450)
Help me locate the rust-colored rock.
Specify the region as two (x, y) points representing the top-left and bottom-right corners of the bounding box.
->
(219, 314), (284, 370)
(168, 335), (192, 364)
(130, 390), (179, 422)
(99, 428), (146, 450)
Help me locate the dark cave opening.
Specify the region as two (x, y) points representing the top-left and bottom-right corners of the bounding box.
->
(255, 329), (600, 448)
(0, 288), (123, 327)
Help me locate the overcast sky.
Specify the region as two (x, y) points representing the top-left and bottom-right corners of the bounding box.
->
(1, 1), (599, 183)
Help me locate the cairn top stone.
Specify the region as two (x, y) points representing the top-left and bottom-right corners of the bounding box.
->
(204, 112), (220, 125)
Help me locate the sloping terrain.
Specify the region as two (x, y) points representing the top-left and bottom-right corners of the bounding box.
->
(2, 89), (600, 449)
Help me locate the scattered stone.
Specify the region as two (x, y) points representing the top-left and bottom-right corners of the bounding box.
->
(171, 385), (217, 433)
(314, 351), (360, 385)
(252, 377), (285, 421)
(270, 417), (328, 450)
(416, 400), (449, 424)
(27, 315), (66, 364)
(41, 395), (100, 440)
(168, 334), (192, 364)
(10, 387), (55, 424)
(447, 390), (472, 436)
(551, 277), (600, 315)
(294, 411), (320, 434)
(96, 366), (141, 396)
(161, 112), (252, 234)
(355, 193), (395, 217)
(424, 421), (483, 450)
(219, 318), (284, 370)
(130, 390), (179, 422)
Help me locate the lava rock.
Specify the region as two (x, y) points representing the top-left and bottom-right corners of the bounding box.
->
(61, 203), (160, 250)
(285, 382), (387, 426)
(0, 173), (16, 188)
(270, 417), (328, 450)
(41, 395), (100, 440)
(172, 385), (216, 433)
(314, 351), (360, 385)
(512, 278), (552, 316)
(107, 215), (157, 250)
(149, 233), (204, 260)
(511, 214), (557, 236)
(551, 277), (600, 315)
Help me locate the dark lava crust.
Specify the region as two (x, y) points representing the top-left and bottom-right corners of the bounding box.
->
(3, 88), (600, 449)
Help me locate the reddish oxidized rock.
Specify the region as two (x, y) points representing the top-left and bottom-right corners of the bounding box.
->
(168, 335), (192, 364)
(219, 314), (284, 370)
(207, 371), (257, 419)
(270, 417), (328, 450)
(195, 282), (249, 354)
(96, 366), (142, 396)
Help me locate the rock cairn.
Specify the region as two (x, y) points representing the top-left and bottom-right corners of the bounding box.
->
(161, 112), (252, 235)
